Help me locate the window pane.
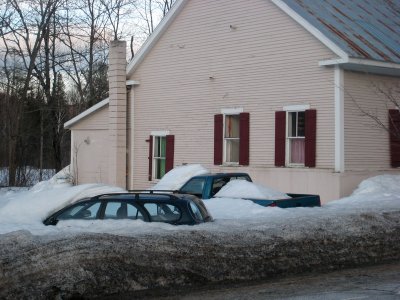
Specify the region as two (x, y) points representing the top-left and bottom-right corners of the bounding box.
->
(156, 158), (166, 179)
(298, 111), (305, 137)
(143, 203), (181, 222)
(104, 202), (120, 218)
(154, 137), (160, 157)
(225, 139), (239, 163)
(290, 139), (305, 164)
(160, 136), (166, 157)
(288, 112), (297, 137)
(225, 115), (240, 138)
(127, 203), (144, 220)
(189, 201), (204, 221)
(58, 201), (101, 220)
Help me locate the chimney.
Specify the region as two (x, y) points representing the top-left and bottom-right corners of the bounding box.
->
(108, 40), (127, 188)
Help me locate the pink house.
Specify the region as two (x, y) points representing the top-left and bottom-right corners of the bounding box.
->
(65, 0), (400, 202)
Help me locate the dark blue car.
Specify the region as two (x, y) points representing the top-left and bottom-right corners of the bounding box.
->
(43, 191), (213, 226)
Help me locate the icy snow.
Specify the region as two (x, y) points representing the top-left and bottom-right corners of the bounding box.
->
(0, 164), (399, 237)
(150, 164), (209, 190)
(215, 180), (290, 200)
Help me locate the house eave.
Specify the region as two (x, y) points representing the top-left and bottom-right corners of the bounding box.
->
(319, 58), (400, 77)
(64, 98), (109, 129)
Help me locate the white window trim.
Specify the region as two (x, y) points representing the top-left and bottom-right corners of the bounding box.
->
(152, 131), (169, 181)
(151, 130), (169, 136)
(285, 109), (307, 167)
(283, 104), (310, 112)
(221, 107), (243, 115)
(222, 112), (241, 166)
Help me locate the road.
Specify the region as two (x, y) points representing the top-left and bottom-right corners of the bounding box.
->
(152, 262), (400, 300)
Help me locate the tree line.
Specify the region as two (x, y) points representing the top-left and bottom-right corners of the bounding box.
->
(0, 0), (175, 186)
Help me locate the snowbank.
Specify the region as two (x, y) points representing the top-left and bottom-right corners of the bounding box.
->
(150, 164), (209, 190)
(0, 171), (399, 236)
(215, 180), (290, 200)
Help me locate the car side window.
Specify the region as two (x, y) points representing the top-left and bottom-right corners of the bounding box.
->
(58, 201), (101, 220)
(143, 203), (181, 223)
(211, 178), (230, 196)
(104, 202), (144, 220)
(179, 178), (205, 197)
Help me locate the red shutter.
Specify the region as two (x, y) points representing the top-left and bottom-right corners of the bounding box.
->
(214, 114), (223, 165)
(275, 111), (286, 167)
(239, 112), (250, 165)
(305, 109), (317, 168)
(389, 109), (400, 167)
(147, 136), (153, 181)
(165, 135), (175, 172)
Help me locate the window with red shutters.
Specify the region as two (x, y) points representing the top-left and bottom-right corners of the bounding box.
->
(214, 112), (250, 165)
(389, 109), (400, 168)
(275, 109), (316, 168)
(148, 134), (175, 180)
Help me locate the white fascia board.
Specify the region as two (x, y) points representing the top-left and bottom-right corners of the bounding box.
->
(272, 0), (348, 60)
(334, 66), (345, 173)
(64, 98), (109, 129)
(319, 57), (400, 70)
(126, 0), (189, 77)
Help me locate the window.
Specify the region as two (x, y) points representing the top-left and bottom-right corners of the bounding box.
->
(179, 178), (206, 198)
(189, 201), (204, 221)
(143, 203), (181, 223)
(147, 134), (174, 181)
(287, 111), (305, 165)
(214, 112), (249, 166)
(275, 109), (316, 168)
(153, 136), (166, 179)
(58, 201), (101, 220)
(224, 114), (240, 163)
(104, 201), (144, 220)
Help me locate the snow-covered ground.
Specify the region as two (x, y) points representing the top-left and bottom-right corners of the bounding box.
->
(0, 165), (399, 237)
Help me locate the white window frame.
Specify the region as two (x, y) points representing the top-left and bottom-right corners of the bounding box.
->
(151, 130), (169, 180)
(284, 105), (309, 167)
(223, 113), (241, 165)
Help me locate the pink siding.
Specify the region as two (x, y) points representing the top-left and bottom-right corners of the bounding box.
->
(343, 71), (399, 171)
(70, 106), (109, 184)
(128, 0), (336, 189)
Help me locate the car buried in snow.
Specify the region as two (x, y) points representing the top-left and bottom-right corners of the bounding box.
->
(178, 173), (321, 208)
(43, 191), (212, 226)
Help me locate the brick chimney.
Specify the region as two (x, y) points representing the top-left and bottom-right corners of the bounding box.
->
(108, 40), (127, 188)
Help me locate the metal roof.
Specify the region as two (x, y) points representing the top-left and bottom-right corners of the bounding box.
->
(282, 0), (400, 64)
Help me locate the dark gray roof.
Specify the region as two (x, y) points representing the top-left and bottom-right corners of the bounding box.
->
(282, 0), (400, 64)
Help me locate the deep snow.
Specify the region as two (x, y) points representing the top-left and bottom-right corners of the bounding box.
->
(0, 165), (399, 237)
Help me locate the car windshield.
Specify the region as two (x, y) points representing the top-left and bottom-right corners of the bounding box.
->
(180, 178), (205, 197)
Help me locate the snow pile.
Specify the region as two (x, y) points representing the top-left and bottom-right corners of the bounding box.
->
(151, 164), (209, 190)
(323, 175), (400, 214)
(215, 180), (290, 200)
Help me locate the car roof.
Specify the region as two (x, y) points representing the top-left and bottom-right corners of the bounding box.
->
(90, 192), (198, 204)
(188, 173), (250, 180)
